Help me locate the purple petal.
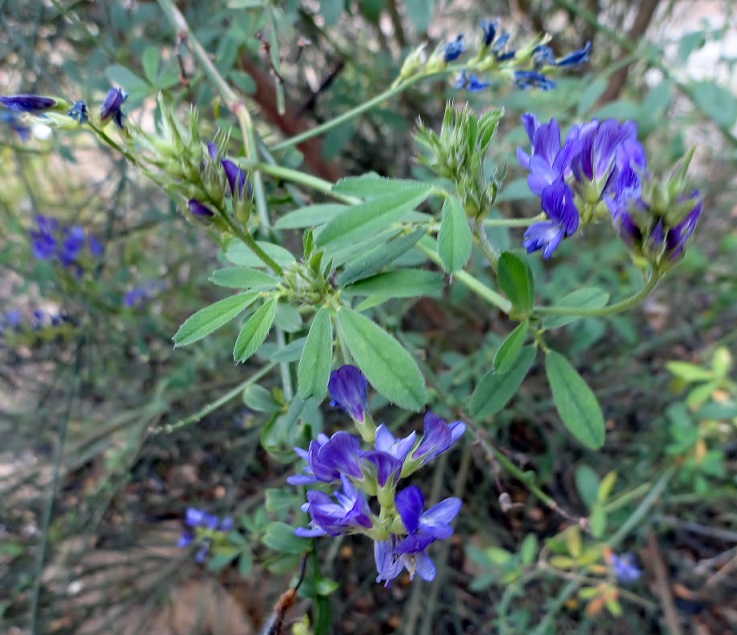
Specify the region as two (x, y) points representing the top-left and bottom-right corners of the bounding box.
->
(395, 485), (424, 533)
(0, 94), (56, 113)
(362, 450), (402, 487)
(419, 497), (461, 539)
(328, 365), (368, 423)
(412, 551), (436, 581)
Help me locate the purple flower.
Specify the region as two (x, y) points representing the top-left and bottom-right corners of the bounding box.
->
(514, 71), (555, 91)
(328, 365), (369, 424)
(374, 539), (437, 586)
(523, 179), (579, 258)
(410, 411), (466, 467)
(394, 486), (461, 554)
(610, 552), (641, 583)
(360, 450), (403, 488)
(556, 41), (591, 67)
(59, 226), (85, 267)
(374, 424), (417, 464)
(188, 198), (215, 219)
(222, 159), (248, 198)
(177, 531), (194, 548)
(88, 235), (104, 258)
(0, 94), (56, 113)
(533, 45), (556, 68)
(480, 20), (498, 48)
(100, 87), (128, 129)
(454, 71), (491, 93)
(31, 216), (58, 260)
(664, 194), (701, 260)
(287, 431), (364, 485)
(295, 475), (373, 538)
(67, 100), (88, 124)
(443, 35), (466, 62)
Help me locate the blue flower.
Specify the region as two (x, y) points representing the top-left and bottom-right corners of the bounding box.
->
(295, 475), (373, 538)
(0, 95), (56, 113)
(533, 45), (556, 68)
(409, 412), (465, 467)
(360, 450), (403, 488)
(287, 431), (364, 485)
(480, 19), (498, 47)
(610, 552), (641, 583)
(222, 159), (248, 198)
(523, 179), (579, 258)
(664, 194), (701, 260)
(67, 100), (88, 124)
(59, 226), (85, 267)
(328, 365), (369, 424)
(454, 70), (491, 93)
(374, 539), (437, 586)
(374, 424), (417, 465)
(514, 70), (555, 91)
(188, 198), (215, 219)
(31, 216), (58, 260)
(443, 35), (466, 62)
(556, 41), (591, 67)
(100, 87), (128, 129)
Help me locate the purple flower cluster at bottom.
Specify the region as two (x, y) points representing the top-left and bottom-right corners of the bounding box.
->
(30, 215), (103, 273)
(289, 365), (465, 586)
(177, 507), (234, 563)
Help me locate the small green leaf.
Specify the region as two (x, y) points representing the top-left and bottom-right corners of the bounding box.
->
(338, 229), (425, 285)
(520, 534), (538, 565)
(238, 551), (253, 577)
(498, 252), (534, 314)
(337, 308), (426, 410)
(545, 350), (605, 449)
(665, 361), (713, 382)
(438, 196), (472, 273)
(233, 298), (277, 362)
(690, 80), (737, 128)
(224, 239), (295, 268)
(574, 464), (600, 510)
(332, 174), (431, 198)
(275, 304), (303, 332)
(316, 188), (432, 251)
(242, 384), (281, 413)
(209, 267), (279, 290)
(493, 321), (529, 374)
(343, 270), (444, 298)
(275, 204), (348, 229)
(262, 522), (310, 554)
(543, 288), (610, 329)
(173, 292), (259, 347)
(141, 46), (160, 84)
(104, 64), (150, 97)
(469, 346), (537, 418)
(298, 307), (333, 401)
(319, 0), (344, 25)
(405, 0), (434, 31)
(589, 506), (607, 538)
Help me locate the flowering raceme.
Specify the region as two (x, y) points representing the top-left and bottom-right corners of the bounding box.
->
(517, 113), (701, 263)
(289, 366), (465, 586)
(30, 215), (103, 272)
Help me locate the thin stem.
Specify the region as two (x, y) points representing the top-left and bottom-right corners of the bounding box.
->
(483, 216), (541, 227)
(248, 161), (360, 204)
(270, 74), (424, 151)
(534, 271), (660, 318)
(417, 238), (512, 314)
(225, 216), (283, 276)
(154, 363), (277, 433)
(473, 217), (499, 271)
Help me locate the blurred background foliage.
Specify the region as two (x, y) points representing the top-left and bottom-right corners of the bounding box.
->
(1, 0), (736, 633)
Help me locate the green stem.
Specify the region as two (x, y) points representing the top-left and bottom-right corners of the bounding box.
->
(535, 271), (660, 318)
(417, 238), (512, 314)
(155, 363), (277, 433)
(473, 217), (499, 271)
(247, 161), (361, 204)
(225, 216), (283, 276)
(270, 74), (424, 151)
(87, 121), (137, 163)
(482, 216), (541, 227)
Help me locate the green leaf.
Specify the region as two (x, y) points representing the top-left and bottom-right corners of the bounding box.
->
(261, 337), (306, 363)
(265, 488), (301, 515)
(405, 0), (434, 31)
(469, 346), (537, 418)
(498, 252), (534, 314)
(576, 76), (609, 116)
(332, 174), (432, 198)
(496, 178), (535, 202)
(209, 267), (279, 290)
(141, 46), (160, 84)
(262, 521), (310, 554)
(224, 239), (295, 268)
(437, 196), (472, 273)
(493, 321), (529, 374)
(337, 308), (426, 410)
(338, 229), (425, 285)
(316, 188), (432, 251)
(319, 0), (344, 26)
(238, 551), (253, 577)
(343, 270), (444, 298)
(173, 292), (259, 347)
(275, 204), (348, 229)
(574, 464), (600, 510)
(228, 70), (257, 95)
(298, 307), (333, 401)
(233, 298), (278, 362)
(242, 384), (281, 413)
(545, 350), (605, 449)
(543, 288), (609, 329)
(275, 304), (303, 332)
(104, 64), (150, 97)
(690, 80), (737, 128)
(665, 361), (713, 382)
(520, 534), (538, 565)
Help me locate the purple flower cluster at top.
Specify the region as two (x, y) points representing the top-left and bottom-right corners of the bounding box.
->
(177, 507), (234, 563)
(517, 112), (702, 261)
(289, 365), (465, 586)
(30, 215), (103, 272)
(451, 20), (590, 94)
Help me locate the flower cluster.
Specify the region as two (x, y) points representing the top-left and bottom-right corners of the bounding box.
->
(30, 215), (103, 273)
(609, 552), (642, 584)
(177, 507), (234, 563)
(517, 113), (702, 264)
(289, 365), (464, 586)
(441, 20), (590, 94)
